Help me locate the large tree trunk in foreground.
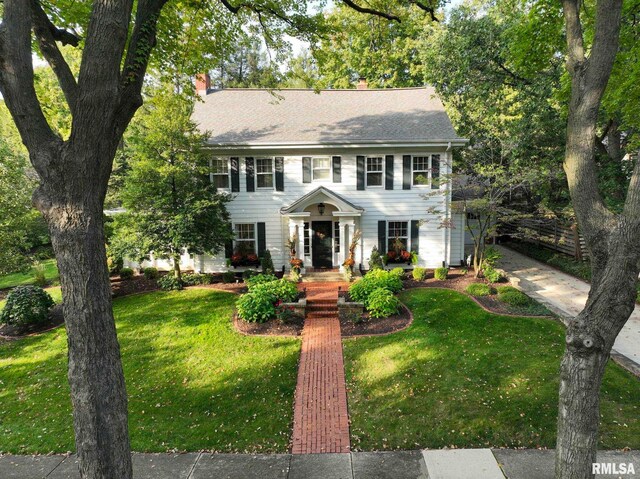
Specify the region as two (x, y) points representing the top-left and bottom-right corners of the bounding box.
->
(35, 146), (132, 479)
(556, 0), (640, 477)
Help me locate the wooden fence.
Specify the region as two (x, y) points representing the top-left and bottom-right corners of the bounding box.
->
(502, 218), (589, 261)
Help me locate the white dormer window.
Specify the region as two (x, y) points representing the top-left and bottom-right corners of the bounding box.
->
(366, 157), (383, 187)
(211, 157), (230, 189)
(312, 157), (331, 181)
(256, 158), (274, 189)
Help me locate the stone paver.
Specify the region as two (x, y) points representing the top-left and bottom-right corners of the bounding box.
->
(422, 449), (505, 479)
(497, 245), (640, 368)
(291, 283), (350, 454)
(351, 451), (428, 479)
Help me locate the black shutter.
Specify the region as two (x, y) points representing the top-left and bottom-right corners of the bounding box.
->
(230, 157), (240, 192)
(410, 220), (419, 254)
(403, 155), (411, 190)
(302, 157), (312, 183)
(378, 220), (387, 254)
(275, 157), (284, 191)
(385, 155), (394, 190)
(332, 156), (342, 183)
(431, 154), (440, 189)
(357, 155), (365, 190)
(257, 222), (266, 257)
(245, 157), (255, 192)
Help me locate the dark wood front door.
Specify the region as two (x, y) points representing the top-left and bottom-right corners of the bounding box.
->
(312, 221), (333, 268)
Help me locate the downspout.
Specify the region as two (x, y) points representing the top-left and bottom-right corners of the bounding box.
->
(443, 142), (452, 267)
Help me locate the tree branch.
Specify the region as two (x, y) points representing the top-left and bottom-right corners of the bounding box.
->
(409, 0), (439, 22)
(494, 60), (531, 85)
(562, 0), (586, 74)
(341, 0), (401, 22)
(31, 0), (78, 116)
(0, 0), (57, 158)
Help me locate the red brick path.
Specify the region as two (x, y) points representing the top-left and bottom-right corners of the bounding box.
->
(291, 282), (351, 454)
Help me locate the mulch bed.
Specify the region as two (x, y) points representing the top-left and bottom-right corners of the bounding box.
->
(111, 275), (160, 298)
(340, 302), (412, 337)
(233, 313), (304, 337)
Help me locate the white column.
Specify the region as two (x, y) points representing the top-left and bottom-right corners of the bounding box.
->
(338, 218), (348, 271)
(344, 219), (356, 269)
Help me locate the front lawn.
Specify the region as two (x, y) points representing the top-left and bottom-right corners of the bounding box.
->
(0, 289), (300, 453)
(344, 288), (640, 450)
(0, 258), (59, 290)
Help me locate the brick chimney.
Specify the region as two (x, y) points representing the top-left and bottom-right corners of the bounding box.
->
(356, 77), (368, 90)
(195, 73), (211, 96)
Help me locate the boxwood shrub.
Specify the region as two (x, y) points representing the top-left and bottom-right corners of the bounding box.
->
(496, 286), (531, 306)
(0, 286), (55, 331)
(143, 267), (159, 280)
(119, 267), (134, 280)
(465, 283), (494, 297)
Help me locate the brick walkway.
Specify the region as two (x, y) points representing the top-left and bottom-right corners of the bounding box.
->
(292, 282), (351, 454)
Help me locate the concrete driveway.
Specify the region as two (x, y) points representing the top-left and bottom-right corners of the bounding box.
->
(496, 245), (640, 371)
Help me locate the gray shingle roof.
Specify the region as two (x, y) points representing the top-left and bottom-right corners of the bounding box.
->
(192, 87), (465, 145)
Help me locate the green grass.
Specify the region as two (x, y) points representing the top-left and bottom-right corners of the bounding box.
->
(0, 289), (300, 454)
(0, 259), (59, 290)
(343, 288), (640, 451)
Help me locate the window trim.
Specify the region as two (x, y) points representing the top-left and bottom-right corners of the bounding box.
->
(303, 222), (311, 256)
(210, 157), (230, 190)
(234, 222), (257, 255)
(365, 156), (384, 188)
(256, 157), (275, 190)
(387, 220), (410, 252)
(333, 221), (340, 254)
(311, 156), (332, 182)
(411, 155), (431, 187)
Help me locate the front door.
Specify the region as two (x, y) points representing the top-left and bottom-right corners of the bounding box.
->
(312, 221), (333, 268)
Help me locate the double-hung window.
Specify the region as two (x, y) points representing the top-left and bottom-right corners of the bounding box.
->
(312, 157), (331, 181)
(412, 156), (429, 186)
(387, 221), (409, 252)
(366, 157), (383, 187)
(211, 157), (230, 189)
(256, 158), (274, 189)
(235, 223), (256, 254)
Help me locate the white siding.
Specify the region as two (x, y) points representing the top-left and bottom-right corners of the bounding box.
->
(180, 150), (466, 272)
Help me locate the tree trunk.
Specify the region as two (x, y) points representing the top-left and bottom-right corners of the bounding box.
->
(173, 252), (182, 280)
(35, 146), (132, 479)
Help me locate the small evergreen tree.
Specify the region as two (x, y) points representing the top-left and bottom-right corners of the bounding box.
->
(368, 246), (384, 270)
(260, 250), (275, 274)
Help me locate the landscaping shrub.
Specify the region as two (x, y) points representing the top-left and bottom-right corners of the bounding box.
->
(119, 267), (134, 280)
(465, 283), (493, 297)
(182, 273), (212, 286)
(242, 269), (259, 281)
(483, 266), (503, 283)
(390, 267), (405, 278)
(260, 250), (275, 274)
(483, 246), (501, 268)
(368, 246), (385, 270)
(0, 286), (55, 331)
(143, 267), (159, 280)
(348, 269), (403, 306)
(366, 287), (400, 318)
(222, 271), (236, 283)
(237, 287), (276, 323)
(412, 267), (426, 281)
(158, 275), (184, 291)
(255, 278), (299, 303)
(434, 267), (449, 280)
(246, 273), (278, 290)
(496, 286), (531, 306)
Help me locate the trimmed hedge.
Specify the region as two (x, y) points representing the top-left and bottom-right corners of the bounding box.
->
(434, 267), (449, 280)
(412, 267), (426, 281)
(465, 283), (494, 297)
(0, 286), (55, 331)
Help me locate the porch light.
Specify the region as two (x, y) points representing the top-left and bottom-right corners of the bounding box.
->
(317, 202), (325, 215)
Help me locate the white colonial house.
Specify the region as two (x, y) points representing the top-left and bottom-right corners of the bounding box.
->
(139, 77), (469, 273)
